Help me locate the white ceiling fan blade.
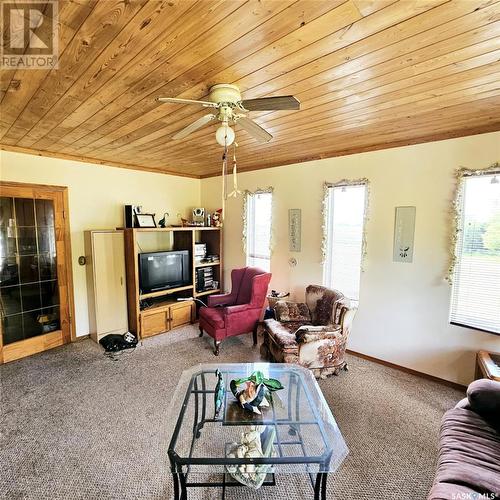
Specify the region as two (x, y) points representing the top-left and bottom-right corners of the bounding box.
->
(237, 116), (273, 143)
(172, 114), (216, 140)
(157, 97), (216, 108)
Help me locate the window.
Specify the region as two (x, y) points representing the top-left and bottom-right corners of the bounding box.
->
(450, 171), (500, 334)
(245, 190), (272, 271)
(323, 182), (367, 301)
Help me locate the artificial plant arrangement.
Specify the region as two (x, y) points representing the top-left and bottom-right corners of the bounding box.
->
(230, 371), (284, 414)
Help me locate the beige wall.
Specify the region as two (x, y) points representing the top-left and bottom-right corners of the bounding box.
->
(201, 132), (500, 386)
(0, 150), (200, 337)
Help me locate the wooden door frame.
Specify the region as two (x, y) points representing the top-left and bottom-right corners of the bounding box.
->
(0, 181), (76, 363)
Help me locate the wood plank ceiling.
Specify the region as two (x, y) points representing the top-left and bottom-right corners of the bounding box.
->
(1, 0), (499, 178)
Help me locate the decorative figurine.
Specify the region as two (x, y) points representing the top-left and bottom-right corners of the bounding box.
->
(230, 371), (283, 414)
(226, 425), (276, 489)
(158, 212), (169, 228)
(212, 208), (223, 227)
(214, 369), (225, 418)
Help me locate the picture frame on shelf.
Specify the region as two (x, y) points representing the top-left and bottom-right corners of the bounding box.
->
(135, 213), (157, 228)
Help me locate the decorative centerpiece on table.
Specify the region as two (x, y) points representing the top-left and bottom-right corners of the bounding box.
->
(230, 370), (284, 414)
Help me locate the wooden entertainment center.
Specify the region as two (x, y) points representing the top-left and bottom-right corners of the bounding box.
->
(124, 227), (222, 339)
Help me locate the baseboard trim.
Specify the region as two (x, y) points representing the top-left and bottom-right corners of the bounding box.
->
(346, 349), (467, 391)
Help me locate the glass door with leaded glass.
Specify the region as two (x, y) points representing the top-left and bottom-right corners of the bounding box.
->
(0, 183), (72, 363)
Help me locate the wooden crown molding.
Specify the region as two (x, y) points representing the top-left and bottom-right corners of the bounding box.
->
(199, 125), (500, 178)
(3, 124), (500, 181)
(0, 144), (201, 179)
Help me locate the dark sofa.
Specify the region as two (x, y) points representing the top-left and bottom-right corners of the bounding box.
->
(428, 379), (500, 499)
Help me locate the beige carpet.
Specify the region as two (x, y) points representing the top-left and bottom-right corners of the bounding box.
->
(0, 325), (463, 499)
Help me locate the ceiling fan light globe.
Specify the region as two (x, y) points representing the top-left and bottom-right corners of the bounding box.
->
(215, 124), (235, 146)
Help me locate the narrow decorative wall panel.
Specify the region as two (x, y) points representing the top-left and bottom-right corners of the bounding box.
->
(288, 208), (301, 252)
(393, 206), (416, 263)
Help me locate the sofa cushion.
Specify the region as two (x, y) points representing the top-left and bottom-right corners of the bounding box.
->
(199, 307), (225, 329)
(429, 407), (500, 499)
(467, 379), (500, 425)
(274, 301), (311, 322)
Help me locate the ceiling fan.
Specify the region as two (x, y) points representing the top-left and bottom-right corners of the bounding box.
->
(156, 84), (300, 146)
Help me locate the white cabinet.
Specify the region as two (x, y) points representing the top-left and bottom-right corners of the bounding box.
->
(85, 230), (128, 342)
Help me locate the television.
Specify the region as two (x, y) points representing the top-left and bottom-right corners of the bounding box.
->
(139, 250), (190, 293)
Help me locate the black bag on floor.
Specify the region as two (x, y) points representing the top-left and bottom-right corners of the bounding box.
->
(99, 333), (137, 352)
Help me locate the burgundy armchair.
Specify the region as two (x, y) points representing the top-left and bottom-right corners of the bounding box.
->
(198, 267), (271, 355)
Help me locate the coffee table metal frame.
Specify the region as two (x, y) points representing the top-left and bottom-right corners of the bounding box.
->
(167, 365), (339, 500)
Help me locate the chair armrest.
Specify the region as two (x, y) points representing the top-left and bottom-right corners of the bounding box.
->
(224, 304), (251, 315)
(295, 325), (342, 344)
(467, 379), (500, 421)
(208, 293), (236, 307)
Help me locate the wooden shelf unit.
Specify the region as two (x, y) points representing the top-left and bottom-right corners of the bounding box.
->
(140, 299), (195, 339)
(196, 288), (221, 298)
(194, 261), (221, 268)
(139, 285), (194, 300)
(124, 227), (222, 338)
(193, 228), (223, 298)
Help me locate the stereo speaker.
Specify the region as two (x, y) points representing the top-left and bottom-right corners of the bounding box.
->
(124, 205), (135, 228)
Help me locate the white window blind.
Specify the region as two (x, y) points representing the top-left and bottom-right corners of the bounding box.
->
(450, 172), (500, 334)
(246, 191), (272, 271)
(323, 183), (367, 301)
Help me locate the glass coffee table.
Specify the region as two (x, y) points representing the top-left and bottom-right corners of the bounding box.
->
(166, 363), (348, 499)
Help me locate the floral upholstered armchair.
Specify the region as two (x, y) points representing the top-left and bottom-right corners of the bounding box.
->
(261, 285), (357, 378)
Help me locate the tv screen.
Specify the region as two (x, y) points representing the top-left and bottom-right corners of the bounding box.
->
(139, 250), (190, 293)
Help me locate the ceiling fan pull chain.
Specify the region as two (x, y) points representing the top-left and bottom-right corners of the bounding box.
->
(228, 142), (241, 198)
(223, 136), (228, 201)
(221, 144), (228, 225)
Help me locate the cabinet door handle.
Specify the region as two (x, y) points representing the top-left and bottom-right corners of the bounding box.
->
(120, 277), (123, 286)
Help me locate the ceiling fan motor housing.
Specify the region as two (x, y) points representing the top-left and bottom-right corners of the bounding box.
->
(208, 84), (242, 105)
